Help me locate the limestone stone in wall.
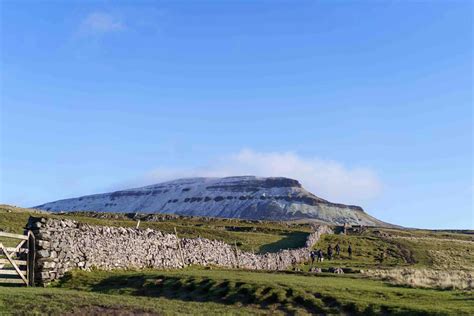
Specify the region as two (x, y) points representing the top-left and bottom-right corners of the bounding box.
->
(27, 217), (332, 285)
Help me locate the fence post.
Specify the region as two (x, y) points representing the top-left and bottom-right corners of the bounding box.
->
(27, 231), (35, 286)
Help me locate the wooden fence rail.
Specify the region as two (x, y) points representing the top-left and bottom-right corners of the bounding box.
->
(0, 231), (35, 286)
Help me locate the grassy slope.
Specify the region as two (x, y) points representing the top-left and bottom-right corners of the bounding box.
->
(46, 269), (474, 315)
(0, 205), (311, 252)
(2, 268), (471, 315)
(1, 268), (472, 315)
(308, 227), (474, 271)
(0, 285), (267, 315)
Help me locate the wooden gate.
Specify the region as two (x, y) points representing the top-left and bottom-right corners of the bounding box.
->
(0, 231), (35, 286)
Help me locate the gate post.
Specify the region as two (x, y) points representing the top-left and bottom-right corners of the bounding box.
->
(27, 231), (36, 286)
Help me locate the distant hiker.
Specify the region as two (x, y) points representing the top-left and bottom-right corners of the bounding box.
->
(317, 249), (324, 262)
(348, 244), (352, 258)
(310, 250), (317, 265)
(327, 245), (333, 260)
(335, 243), (341, 256)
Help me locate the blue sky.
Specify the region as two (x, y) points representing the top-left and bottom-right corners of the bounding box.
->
(1, 1), (472, 229)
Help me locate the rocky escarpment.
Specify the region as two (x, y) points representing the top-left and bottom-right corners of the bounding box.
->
(35, 176), (389, 226)
(27, 217), (332, 285)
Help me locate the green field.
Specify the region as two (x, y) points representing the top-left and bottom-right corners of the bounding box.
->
(1, 205), (473, 315)
(0, 268), (472, 315)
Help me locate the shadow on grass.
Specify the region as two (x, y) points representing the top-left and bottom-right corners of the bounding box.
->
(83, 273), (423, 315)
(258, 232), (308, 253)
(88, 273), (329, 314)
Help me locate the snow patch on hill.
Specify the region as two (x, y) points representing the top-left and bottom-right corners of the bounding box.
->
(35, 176), (389, 226)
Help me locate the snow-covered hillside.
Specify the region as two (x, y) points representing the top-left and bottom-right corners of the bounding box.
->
(35, 176), (388, 226)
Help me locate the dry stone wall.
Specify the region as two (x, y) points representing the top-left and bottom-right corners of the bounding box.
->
(27, 217), (332, 285)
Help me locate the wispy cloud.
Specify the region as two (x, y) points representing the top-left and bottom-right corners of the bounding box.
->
(79, 12), (125, 35)
(117, 149), (383, 206)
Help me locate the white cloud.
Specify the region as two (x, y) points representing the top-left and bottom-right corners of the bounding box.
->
(79, 12), (125, 35)
(120, 149), (382, 205)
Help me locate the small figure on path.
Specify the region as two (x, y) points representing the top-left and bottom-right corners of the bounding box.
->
(335, 243), (341, 256)
(348, 244), (352, 258)
(327, 244), (333, 260)
(310, 250), (317, 266)
(317, 249), (324, 262)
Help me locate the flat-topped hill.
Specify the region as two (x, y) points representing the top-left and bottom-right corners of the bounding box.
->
(34, 176), (392, 226)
